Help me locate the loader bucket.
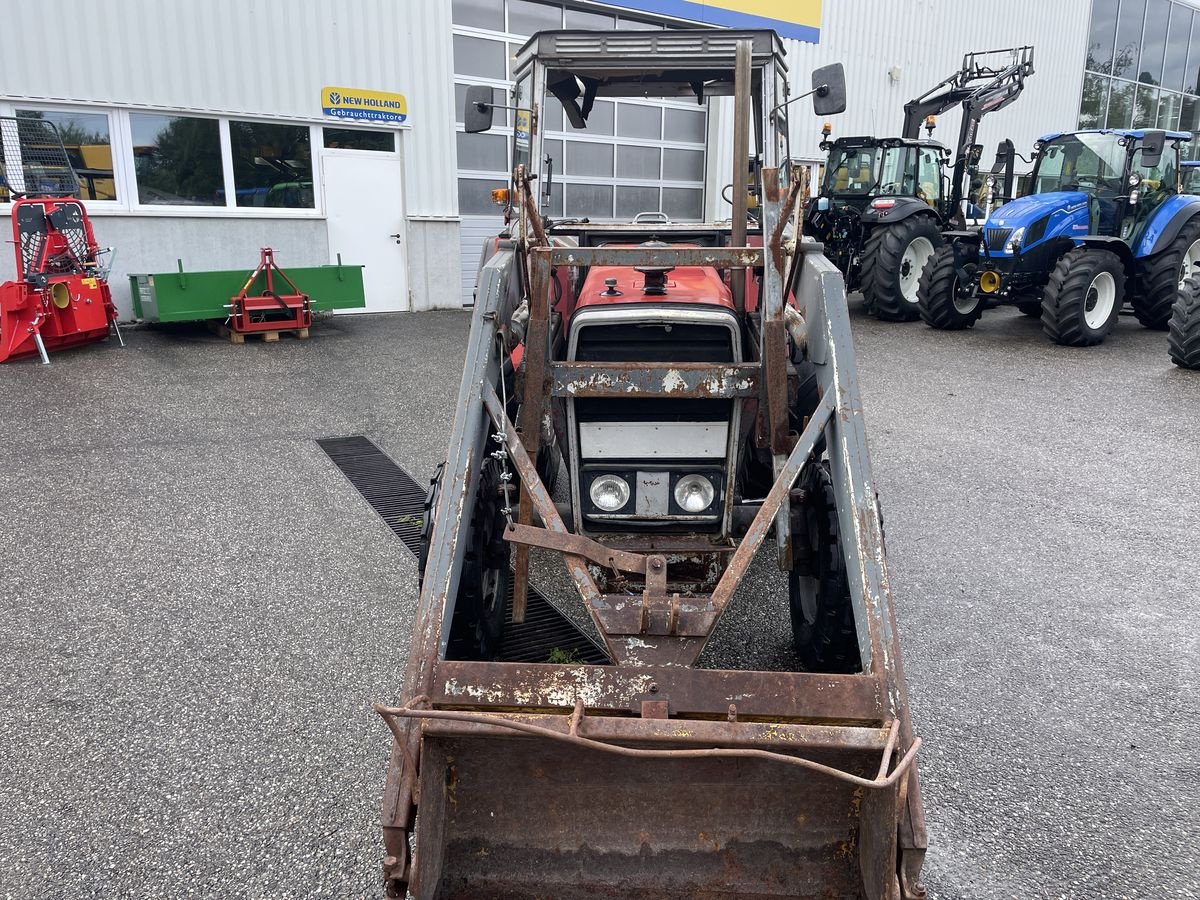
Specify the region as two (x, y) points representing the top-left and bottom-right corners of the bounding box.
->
(399, 725), (911, 900)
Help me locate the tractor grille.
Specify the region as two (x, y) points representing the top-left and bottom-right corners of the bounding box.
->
(985, 227), (1013, 252)
(318, 435), (610, 665)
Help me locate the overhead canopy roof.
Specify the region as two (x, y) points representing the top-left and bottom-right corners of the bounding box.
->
(513, 28), (787, 101)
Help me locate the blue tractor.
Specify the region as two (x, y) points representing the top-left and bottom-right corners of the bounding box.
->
(918, 129), (1200, 346)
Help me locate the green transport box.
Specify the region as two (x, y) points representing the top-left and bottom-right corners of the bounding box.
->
(129, 259), (366, 323)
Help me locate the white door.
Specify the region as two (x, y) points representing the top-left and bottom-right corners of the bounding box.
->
(322, 150), (408, 313)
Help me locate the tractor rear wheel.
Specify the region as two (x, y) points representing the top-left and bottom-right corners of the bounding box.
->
(788, 461), (860, 674)
(860, 216), (942, 321)
(1168, 275), (1200, 368)
(1133, 216), (1200, 330)
(1041, 248), (1124, 346)
(918, 245), (982, 330)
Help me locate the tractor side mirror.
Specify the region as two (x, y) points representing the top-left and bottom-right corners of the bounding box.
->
(1140, 130), (1166, 169)
(811, 63), (847, 116)
(464, 85), (496, 134)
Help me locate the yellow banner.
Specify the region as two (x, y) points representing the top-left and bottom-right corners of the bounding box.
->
(321, 86), (408, 124)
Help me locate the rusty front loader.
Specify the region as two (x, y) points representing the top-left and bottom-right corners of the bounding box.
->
(376, 29), (928, 899)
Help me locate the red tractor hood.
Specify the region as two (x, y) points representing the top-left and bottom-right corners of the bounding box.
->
(575, 244), (734, 312)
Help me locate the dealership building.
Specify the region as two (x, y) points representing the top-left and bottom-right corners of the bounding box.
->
(0, 0), (1191, 315)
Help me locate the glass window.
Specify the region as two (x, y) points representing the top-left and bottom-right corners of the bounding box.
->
(565, 183), (613, 217)
(1187, 15), (1200, 93)
(616, 145), (660, 179)
(453, 35), (506, 79)
(824, 145), (881, 194)
(662, 187), (703, 221)
(456, 131), (508, 172)
(583, 100), (615, 136)
(323, 127), (395, 152)
(616, 185), (660, 217)
(663, 148), (704, 181)
(664, 108), (706, 144)
(918, 148), (942, 203)
(1113, 0), (1146, 79)
(1106, 80), (1136, 127)
(130, 113), (223, 206)
(458, 177), (506, 215)
(542, 94), (564, 132)
(544, 138), (563, 171)
(1087, 0), (1120, 73)
(1163, 6), (1192, 92)
(565, 141), (613, 176)
(1134, 83), (1161, 127)
(1139, 0), (1171, 86)
(1157, 91), (1183, 129)
(617, 104), (661, 139)
(452, 0), (503, 30)
(545, 181), (563, 216)
(508, 0), (561, 36)
(16, 109), (115, 201)
(1032, 132), (1127, 194)
(229, 121), (314, 209)
(566, 8), (615, 28)
(1181, 95), (1200, 133)
(1079, 73), (1112, 127)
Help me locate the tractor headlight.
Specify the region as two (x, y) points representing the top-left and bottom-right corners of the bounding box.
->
(589, 475), (631, 512)
(1004, 226), (1025, 254)
(673, 474), (716, 513)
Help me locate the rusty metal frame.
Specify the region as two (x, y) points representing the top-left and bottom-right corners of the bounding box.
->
(381, 29), (928, 900)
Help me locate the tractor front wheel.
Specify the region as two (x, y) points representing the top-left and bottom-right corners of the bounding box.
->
(788, 461), (860, 674)
(1041, 248), (1125, 346)
(448, 458), (510, 659)
(1133, 216), (1200, 330)
(860, 216), (942, 321)
(918, 245), (982, 330)
(1168, 275), (1200, 368)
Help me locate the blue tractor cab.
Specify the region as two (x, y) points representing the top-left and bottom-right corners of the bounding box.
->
(918, 128), (1200, 346)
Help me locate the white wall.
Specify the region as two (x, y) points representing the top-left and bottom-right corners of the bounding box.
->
(0, 0), (462, 315)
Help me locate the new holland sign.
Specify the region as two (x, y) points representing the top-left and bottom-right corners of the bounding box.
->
(321, 86), (408, 124)
(600, 0), (821, 43)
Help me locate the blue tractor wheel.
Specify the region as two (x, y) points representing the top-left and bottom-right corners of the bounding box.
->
(1042, 248), (1125, 347)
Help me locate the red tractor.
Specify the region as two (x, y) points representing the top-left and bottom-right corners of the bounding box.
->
(0, 117), (121, 364)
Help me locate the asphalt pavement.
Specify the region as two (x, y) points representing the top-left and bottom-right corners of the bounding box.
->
(0, 303), (1196, 899)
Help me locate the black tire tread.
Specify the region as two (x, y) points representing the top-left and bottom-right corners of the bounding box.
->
(789, 462), (860, 673)
(918, 244), (981, 330)
(1041, 248), (1124, 347)
(860, 216), (943, 322)
(1134, 216), (1200, 330)
(1168, 275), (1200, 368)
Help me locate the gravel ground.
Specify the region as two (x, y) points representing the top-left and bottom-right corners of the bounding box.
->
(0, 304), (1196, 899)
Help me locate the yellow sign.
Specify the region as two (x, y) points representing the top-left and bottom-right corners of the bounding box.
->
(321, 86), (408, 124)
(600, 1), (821, 42)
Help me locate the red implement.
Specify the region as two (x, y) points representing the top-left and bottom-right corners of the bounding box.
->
(228, 248), (312, 334)
(0, 198), (118, 364)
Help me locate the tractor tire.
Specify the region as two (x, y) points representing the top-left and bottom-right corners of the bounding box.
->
(448, 458), (510, 660)
(1041, 248), (1125, 347)
(788, 461), (860, 674)
(737, 358), (824, 501)
(859, 216), (942, 322)
(918, 245), (982, 330)
(1133, 215), (1200, 330)
(1168, 275), (1200, 368)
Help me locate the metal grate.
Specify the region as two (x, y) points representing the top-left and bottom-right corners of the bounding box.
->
(985, 227), (1013, 252)
(0, 116), (80, 201)
(317, 435), (610, 665)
